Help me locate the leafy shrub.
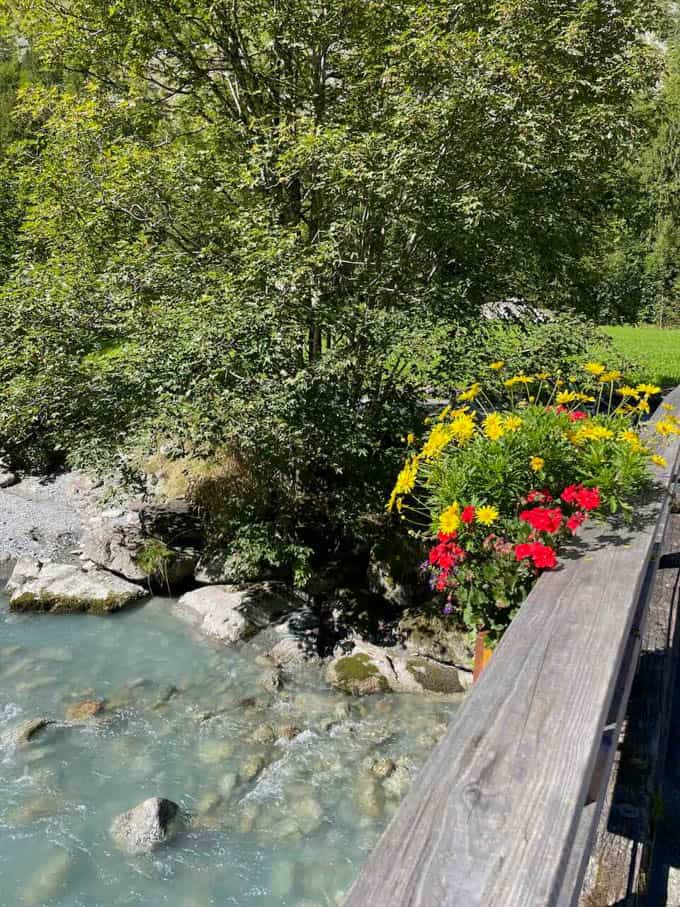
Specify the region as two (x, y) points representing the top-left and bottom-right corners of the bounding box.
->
(389, 362), (678, 643)
(402, 312), (636, 395)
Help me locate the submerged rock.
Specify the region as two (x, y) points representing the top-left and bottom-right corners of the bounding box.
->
(174, 584), (295, 644)
(6, 717), (55, 746)
(356, 776), (384, 818)
(110, 797), (181, 855)
(21, 848), (71, 905)
(261, 666), (283, 693)
(238, 753), (266, 783)
(6, 558), (146, 614)
(250, 723), (276, 745)
(64, 699), (105, 722)
(369, 757), (396, 779)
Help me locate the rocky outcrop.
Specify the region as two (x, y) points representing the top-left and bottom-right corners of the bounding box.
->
(139, 501), (204, 547)
(326, 641), (468, 696)
(397, 609), (474, 672)
(110, 797), (181, 854)
(6, 558), (147, 614)
(81, 504), (199, 589)
(80, 507), (147, 582)
(174, 584), (295, 643)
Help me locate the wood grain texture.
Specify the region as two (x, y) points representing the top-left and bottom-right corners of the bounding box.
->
(344, 388), (680, 907)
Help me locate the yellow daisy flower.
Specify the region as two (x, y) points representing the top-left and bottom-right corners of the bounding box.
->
(530, 456), (545, 472)
(476, 505), (499, 526)
(599, 370), (622, 383)
(584, 362), (606, 376)
(636, 383), (661, 396)
(489, 361), (505, 371)
(617, 386), (640, 399)
(503, 415), (523, 432)
(439, 502), (461, 534)
(458, 382), (481, 402)
(483, 412), (505, 442)
(651, 454), (667, 468)
(387, 456), (419, 510)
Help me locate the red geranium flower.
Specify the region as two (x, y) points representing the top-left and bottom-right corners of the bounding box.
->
(561, 484), (600, 512)
(461, 505), (476, 524)
(566, 511), (586, 534)
(568, 410), (588, 422)
(514, 541), (557, 570)
(576, 487), (600, 511)
(531, 543), (557, 569)
(519, 506), (563, 534)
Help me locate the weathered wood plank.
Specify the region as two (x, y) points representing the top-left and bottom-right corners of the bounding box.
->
(345, 389), (680, 907)
(579, 512), (680, 907)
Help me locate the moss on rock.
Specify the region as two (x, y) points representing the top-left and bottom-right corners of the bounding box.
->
(328, 653), (390, 695)
(405, 656), (464, 694)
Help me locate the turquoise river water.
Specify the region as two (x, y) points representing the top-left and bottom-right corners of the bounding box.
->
(0, 595), (457, 906)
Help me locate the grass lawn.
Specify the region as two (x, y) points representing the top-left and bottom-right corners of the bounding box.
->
(604, 325), (680, 388)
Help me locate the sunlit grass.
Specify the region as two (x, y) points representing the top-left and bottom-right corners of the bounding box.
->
(604, 325), (680, 388)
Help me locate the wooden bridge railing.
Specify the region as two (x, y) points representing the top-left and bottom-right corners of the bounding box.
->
(345, 386), (680, 907)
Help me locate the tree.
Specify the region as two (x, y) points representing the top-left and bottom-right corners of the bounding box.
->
(0, 0), (663, 549)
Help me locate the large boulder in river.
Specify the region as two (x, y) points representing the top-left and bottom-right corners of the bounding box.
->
(397, 608), (474, 672)
(6, 558), (147, 614)
(110, 797), (181, 854)
(326, 640), (468, 696)
(174, 584), (295, 643)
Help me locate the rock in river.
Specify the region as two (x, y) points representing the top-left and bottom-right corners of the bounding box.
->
(326, 641), (467, 696)
(174, 584), (294, 644)
(4, 717), (55, 746)
(110, 797), (181, 855)
(6, 558), (147, 614)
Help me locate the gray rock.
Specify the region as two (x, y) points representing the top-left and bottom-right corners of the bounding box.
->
(81, 509), (147, 582)
(139, 501), (204, 546)
(174, 584), (295, 644)
(397, 610), (474, 672)
(6, 717), (55, 746)
(326, 641), (466, 696)
(110, 797), (180, 854)
(82, 507), (198, 588)
(6, 558), (147, 614)
(267, 608), (320, 665)
(0, 469), (18, 489)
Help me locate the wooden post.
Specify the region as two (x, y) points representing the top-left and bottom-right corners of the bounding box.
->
(473, 631), (493, 681)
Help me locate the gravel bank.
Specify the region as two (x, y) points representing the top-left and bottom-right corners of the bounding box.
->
(0, 474), (84, 578)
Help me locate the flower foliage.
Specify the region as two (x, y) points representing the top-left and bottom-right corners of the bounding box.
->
(389, 363), (679, 643)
